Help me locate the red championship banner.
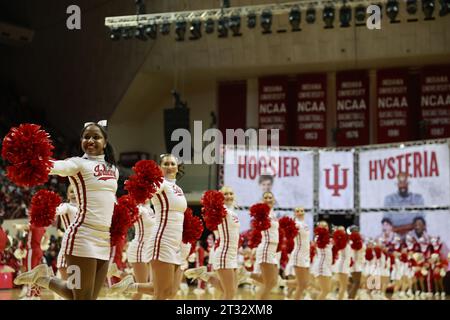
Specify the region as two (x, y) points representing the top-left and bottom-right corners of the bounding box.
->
(296, 74), (327, 146)
(420, 66), (450, 138)
(376, 69), (411, 143)
(259, 76), (289, 146)
(336, 71), (370, 146)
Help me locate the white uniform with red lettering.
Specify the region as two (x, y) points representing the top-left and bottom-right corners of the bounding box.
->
(55, 202), (77, 268)
(334, 244), (352, 275)
(255, 210), (279, 269)
(350, 244), (365, 273)
(180, 242), (192, 271)
(213, 205), (240, 270)
(311, 243), (333, 277)
(50, 154), (119, 260)
(149, 178), (187, 265)
(291, 219), (311, 268)
(127, 204), (155, 263)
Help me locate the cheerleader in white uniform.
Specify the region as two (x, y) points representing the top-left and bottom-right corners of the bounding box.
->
(334, 227), (351, 300)
(149, 154), (187, 300)
(253, 191), (279, 300)
(126, 200), (155, 300)
(348, 227), (365, 299)
(311, 221), (333, 300)
(288, 207), (310, 300)
(14, 122), (119, 300)
(55, 185), (78, 280)
(213, 186), (240, 300)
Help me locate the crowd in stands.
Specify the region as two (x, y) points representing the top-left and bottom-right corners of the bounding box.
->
(0, 84), (76, 220)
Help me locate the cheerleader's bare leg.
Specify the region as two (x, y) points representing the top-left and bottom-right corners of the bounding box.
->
(257, 263), (278, 300)
(217, 268), (238, 300)
(348, 272), (361, 299)
(380, 276), (389, 297)
(59, 267), (68, 280)
(317, 275), (331, 300)
(43, 255), (104, 300)
(131, 262), (149, 300)
(293, 267), (309, 300)
(337, 273), (349, 300)
(151, 260), (175, 300)
(169, 265), (182, 299)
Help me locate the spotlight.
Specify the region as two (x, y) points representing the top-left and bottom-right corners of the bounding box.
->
(355, 5), (366, 24)
(261, 9), (272, 34)
(323, 5), (335, 29)
(160, 19), (170, 35)
(386, 0), (400, 22)
(134, 26), (147, 41)
(229, 14), (242, 36)
(439, 0), (450, 16)
(190, 19), (202, 40)
(247, 12), (257, 28)
(422, 0), (435, 20)
(339, 4), (352, 27)
(217, 16), (229, 38)
(306, 6), (316, 24)
(205, 18), (215, 34)
(175, 20), (187, 41)
(144, 23), (157, 39)
(406, 0), (418, 14)
(121, 27), (133, 40)
(110, 27), (121, 41)
(289, 6), (301, 31)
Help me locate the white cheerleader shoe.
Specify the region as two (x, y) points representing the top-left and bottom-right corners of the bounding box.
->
(107, 263), (122, 278)
(184, 266), (207, 280)
(180, 283), (189, 296)
(14, 264), (51, 286)
(441, 292), (446, 300)
(109, 275), (135, 295)
(193, 288), (206, 296)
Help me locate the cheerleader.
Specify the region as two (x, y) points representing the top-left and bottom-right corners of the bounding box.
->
(347, 226), (364, 300)
(310, 221), (332, 300)
(14, 121), (119, 300)
(333, 226), (351, 300)
(213, 186), (240, 300)
(148, 153), (187, 300)
(125, 200), (155, 300)
(287, 207), (310, 300)
(55, 185), (78, 280)
(252, 191), (279, 300)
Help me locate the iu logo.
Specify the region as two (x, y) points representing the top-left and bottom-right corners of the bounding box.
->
(324, 164), (349, 197)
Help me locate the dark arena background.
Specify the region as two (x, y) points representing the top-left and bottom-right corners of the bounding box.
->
(0, 0), (449, 306)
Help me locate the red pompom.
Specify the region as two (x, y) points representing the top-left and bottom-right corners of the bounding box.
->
(1, 124), (54, 187)
(374, 246), (382, 259)
(249, 203), (271, 232)
(310, 242), (316, 263)
(349, 231), (363, 250)
(248, 229), (262, 249)
(201, 190), (227, 231)
(278, 216), (299, 240)
(365, 247), (374, 261)
(277, 228), (285, 252)
(400, 252), (408, 263)
(110, 195), (139, 246)
(332, 229), (348, 251)
(29, 189), (62, 227)
(314, 226), (330, 249)
(125, 160), (164, 204)
(182, 208), (204, 244)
